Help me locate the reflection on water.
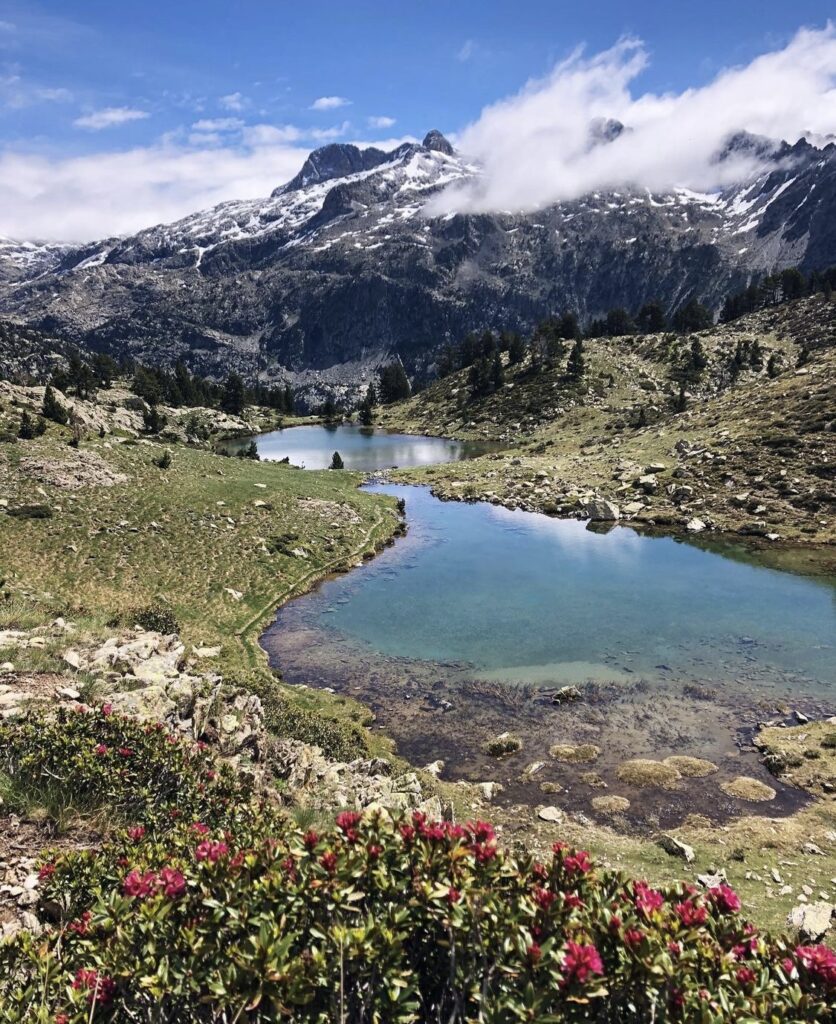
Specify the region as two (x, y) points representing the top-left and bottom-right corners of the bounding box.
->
(275, 485), (835, 688)
(227, 424), (495, 471)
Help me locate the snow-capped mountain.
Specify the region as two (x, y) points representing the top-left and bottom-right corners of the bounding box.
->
(0, 129), (834, 395)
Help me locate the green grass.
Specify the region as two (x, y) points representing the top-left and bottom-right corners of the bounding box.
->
(0, 423), (400, 748)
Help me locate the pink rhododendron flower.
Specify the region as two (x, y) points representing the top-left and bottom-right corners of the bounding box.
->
(736, 967), (756, 986)
(624, 928), (644, 946)
(191, 822), (210, 835)
(533, 886), (555, 910)
(675, 900), (707, 927)
(561, 941), (604, 985)
(122, 870), (158, 899)
(527, 942), (542, 963)
(101, 702), (113, 716)
(447, 887), (462, 904)
(795, 944), (836, 985)
(94, 743), (108, 757)
(320, 850), (338, 873)
(38, 862), (56, 881)
(564, 850), (591, 875)
(633, 881), (664, 914)
(126, 826), (145, 842)
(708, 884), (741, 913)
(195, 840), (229, 863)
(72, 968), (115, 1006)
(158, 867), (186, 899)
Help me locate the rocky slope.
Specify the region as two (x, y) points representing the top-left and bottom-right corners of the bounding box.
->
(380, 295), (836, 547)
(0, 131), (834, 395)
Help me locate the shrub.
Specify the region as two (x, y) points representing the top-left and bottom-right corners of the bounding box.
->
(131, 604), (179, 635)
(6, 503), (52, 519)
(153, 449), (173, 470)
(0, 708), (834, 1022)
(268, 695), (370, 762)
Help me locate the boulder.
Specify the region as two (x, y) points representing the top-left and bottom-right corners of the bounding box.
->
(658, 834), (695, 863)
(582, 498), (620, 521)
(787, 902), (834, 942)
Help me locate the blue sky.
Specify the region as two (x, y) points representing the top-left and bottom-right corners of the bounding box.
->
(0, 2), (834, 239)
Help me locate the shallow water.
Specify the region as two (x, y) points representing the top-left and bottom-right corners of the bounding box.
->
(263, 484), (836, 827)
(228, 424), (494, 471)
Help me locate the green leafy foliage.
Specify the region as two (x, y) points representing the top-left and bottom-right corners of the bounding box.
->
(0, 709), (834, 1022)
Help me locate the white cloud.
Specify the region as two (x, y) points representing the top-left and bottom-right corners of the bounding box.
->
(74, 106), (149, 130)
(309, 120), (351, 141)
(457, 39), (476, 62)
(311, 95), (350, 111)
(368, 115), (396, 129)
(0, 72), (72, 109)
(0, 135), (309, 241)
(219, 91), (246, 111)
(431, 25), (836, 215)
(191, 117), (244, 132)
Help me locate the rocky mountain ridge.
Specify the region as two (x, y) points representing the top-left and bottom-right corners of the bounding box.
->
(1, 129), (834, 397)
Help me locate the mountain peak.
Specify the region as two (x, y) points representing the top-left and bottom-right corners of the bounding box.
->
(422, 129), (454, 156)
(275, 142), (389, 196)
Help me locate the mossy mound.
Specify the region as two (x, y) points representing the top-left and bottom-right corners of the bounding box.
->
(662, 755), (719, 778)
(539, 781), (563, 794)
(616, 759), (682, 789)
(549, 743), (600, 763)
(485, 732), (522, 757)
(720, 776), (776, 802)
(592, 795), (631, 813)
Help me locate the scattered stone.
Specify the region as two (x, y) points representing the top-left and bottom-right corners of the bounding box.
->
(537, 805), (564, 823)
(581, 498), (619, 521)
(686, 517), (707, 533)
(658, 835), (695, 863)
(55, 686), (80, 700)
(223, 588), (244, 601)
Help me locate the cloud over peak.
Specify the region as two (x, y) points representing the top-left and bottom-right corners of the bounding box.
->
(430, 25), (836, 215)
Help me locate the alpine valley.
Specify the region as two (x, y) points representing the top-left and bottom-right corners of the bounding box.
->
(1, 126), (835, 405)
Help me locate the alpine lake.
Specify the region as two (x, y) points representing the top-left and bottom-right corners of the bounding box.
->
(253, 425), (836, 830)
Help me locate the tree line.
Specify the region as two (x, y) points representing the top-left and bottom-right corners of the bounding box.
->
(719, 264), (836, 323)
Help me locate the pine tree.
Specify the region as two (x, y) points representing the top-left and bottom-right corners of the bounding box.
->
(378, 364), (410, 404)
(42, 385), (68, 425)
(358, 384), (376, 426)
(566, 339), (585, 381)
(17, 410), (35, 439)
(330, 451), (344, 470)
(672, 299), (712, 333)
(490, 352), (504, 390)
(507, 333), (526, 365)
(636, 301), (667, 334)
(221, 373), (246, 416)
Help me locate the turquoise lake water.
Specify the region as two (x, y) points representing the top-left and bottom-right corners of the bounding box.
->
(229, 424), (492, 471)
(272, 484), (836, 691)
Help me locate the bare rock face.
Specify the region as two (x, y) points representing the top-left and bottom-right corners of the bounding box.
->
(1, 132), (834, 398)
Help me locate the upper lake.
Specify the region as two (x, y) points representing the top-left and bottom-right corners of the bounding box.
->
(229, 424), (494, 471)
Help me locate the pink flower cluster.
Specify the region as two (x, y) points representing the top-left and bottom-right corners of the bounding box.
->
(561, 941), (604, 986)
(195, 839), (229, 863)
(122, 866), (186, 900)
(795, 944), (836, 986)
(72, 968), (116, 1006)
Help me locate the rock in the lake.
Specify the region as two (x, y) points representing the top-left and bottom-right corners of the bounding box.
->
(581, 498), (620, 521)
(686, 517), (707, 533)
